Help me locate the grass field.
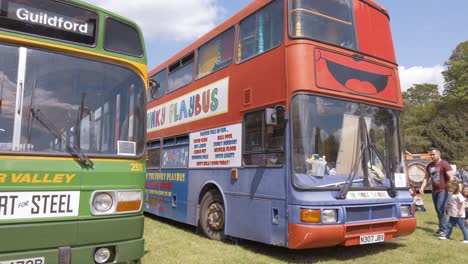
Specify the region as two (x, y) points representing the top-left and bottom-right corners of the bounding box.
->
(141, 194), (467, 264)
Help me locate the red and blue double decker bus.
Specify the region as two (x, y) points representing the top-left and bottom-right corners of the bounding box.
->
(145, 0), (416, 248)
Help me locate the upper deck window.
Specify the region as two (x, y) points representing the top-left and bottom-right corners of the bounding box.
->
(197, 27), (235, 79)
(289, 0), (357, 49)
(168, 53), (194, 93)
(237, 0), (283, 62)
(0, 0), (97, 45)
(104, 17), (143, 57)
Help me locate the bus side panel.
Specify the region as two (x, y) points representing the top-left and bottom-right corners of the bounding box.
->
(185, 169), (233, 226)
(145, 169), (189, 224)
(225, 167), (287, 246)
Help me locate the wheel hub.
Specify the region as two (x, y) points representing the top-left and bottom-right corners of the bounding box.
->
(207, 202), (224, 231)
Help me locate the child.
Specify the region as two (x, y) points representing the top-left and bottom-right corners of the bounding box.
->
(439, 181), (468, 243)
(462, 185), (468, 227)
(409, 187), (426, 212)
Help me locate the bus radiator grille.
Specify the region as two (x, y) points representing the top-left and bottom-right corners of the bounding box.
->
(345, 204), (395, 222)
(345, 221), (398, 236)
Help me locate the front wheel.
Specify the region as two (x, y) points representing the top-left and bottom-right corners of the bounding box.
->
(199, 190), (225, 241)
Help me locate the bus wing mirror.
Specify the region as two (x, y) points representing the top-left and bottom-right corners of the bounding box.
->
(265, 108), (277, 125)
(149, 79), (160, 100)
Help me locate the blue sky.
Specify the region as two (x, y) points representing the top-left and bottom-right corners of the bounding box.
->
(88, 0), (467, 93)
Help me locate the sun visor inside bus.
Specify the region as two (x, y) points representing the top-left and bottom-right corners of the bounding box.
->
(314, 48), (398, 103)
(0, 0), (97, 46)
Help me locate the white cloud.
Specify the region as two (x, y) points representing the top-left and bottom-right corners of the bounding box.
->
(398, 65), (445, 94)
(86, 0), (224, 41)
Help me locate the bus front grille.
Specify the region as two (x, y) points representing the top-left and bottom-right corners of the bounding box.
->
(345, 204), (395, 222)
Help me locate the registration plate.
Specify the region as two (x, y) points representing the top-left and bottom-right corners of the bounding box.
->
(0, 191), (79, 220)
(0, 257), (44, 264)
(359, 233), (385, 244)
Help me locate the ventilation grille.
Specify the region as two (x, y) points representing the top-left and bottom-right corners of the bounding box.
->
(345, 204), (395, 222)
(118, 141), (136, 156)
(243, 88), (251, 105)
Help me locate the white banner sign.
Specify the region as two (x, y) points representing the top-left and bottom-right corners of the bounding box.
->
(189, 124), (242, 168)
(147, 77), (229, 132)
(0, 191), (80, 220)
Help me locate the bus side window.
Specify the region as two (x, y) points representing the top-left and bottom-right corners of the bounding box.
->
(197, 27), (234, 79)
(243, 107), (285, 167)
(168, 53), (194, 93)
(237, 0), (283, 62)
(147, 140), (161, 168)
(162, 135), (189, 168)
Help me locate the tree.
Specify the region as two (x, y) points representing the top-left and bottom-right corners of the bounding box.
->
(402, 83), (441, 105)
(427, 112), (468, 166)
(442, 41), (468, 101)
(401, 84), (440, 153)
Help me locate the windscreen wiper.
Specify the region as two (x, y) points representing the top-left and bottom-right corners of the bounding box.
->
(31, 108), (94, 169)
(336, 145), (363, 199)
(336, 108), (370, 199)
(368, 141), (397, 197)
(361, 114), (397, 197)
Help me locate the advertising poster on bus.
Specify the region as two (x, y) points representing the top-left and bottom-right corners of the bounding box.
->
(189, 124), (242, 168)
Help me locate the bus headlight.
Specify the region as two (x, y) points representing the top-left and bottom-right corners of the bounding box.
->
(322, 209), (338, 223)
(400, 205), (412, 217)
(90, 190), (142, 215)
(92, 192), (113, 213)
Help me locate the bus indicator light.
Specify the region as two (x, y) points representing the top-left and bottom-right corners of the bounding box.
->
(300, 209), (321, 223)
(116, 191), (142, 213)
(231, 168), (238, 180)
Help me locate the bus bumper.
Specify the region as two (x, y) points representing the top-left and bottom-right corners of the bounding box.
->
(0, 238), (143, 264)
(0, 215), (144, 263)
(288, 217), (416, 249)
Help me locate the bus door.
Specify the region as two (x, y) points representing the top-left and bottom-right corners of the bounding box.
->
(227, 107), (288, 246)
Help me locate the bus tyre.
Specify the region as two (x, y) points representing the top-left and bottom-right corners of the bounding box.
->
(199, 190), (225, 241)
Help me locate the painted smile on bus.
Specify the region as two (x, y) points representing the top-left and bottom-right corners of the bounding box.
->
(325, 60), (388, 94)
(314, 49), (397, 102)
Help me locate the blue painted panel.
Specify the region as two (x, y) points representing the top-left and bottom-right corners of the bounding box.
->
(144, 169), (189, 223)
(224, 167), (287, 246)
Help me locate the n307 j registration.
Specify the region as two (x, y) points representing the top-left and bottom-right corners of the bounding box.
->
(0, 191), (79, 220)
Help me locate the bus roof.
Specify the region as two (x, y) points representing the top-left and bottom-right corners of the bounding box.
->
(149, 0), (272, 76)
(149, 0), (391, 76)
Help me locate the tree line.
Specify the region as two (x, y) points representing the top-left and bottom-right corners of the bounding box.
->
(401, 41), (468, 167)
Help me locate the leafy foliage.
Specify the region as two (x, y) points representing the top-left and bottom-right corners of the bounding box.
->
(402, 83), (441, 105)
(442, 41), (468, 100)
(402, 41), (468, 167)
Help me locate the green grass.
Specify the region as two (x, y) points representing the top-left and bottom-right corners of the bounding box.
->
(141, 194), (467, 264)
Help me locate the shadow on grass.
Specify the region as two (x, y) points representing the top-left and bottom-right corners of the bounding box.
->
(144, 213), (198, 234)
(416, 221), (438, 235)
(234, 238), (404, 263)
(144, 213), (405, 263)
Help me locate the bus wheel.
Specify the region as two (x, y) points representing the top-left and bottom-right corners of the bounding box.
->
(200, 190), (225, 241)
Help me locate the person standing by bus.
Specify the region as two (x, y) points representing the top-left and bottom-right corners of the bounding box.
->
(420, 148), (455, 238)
